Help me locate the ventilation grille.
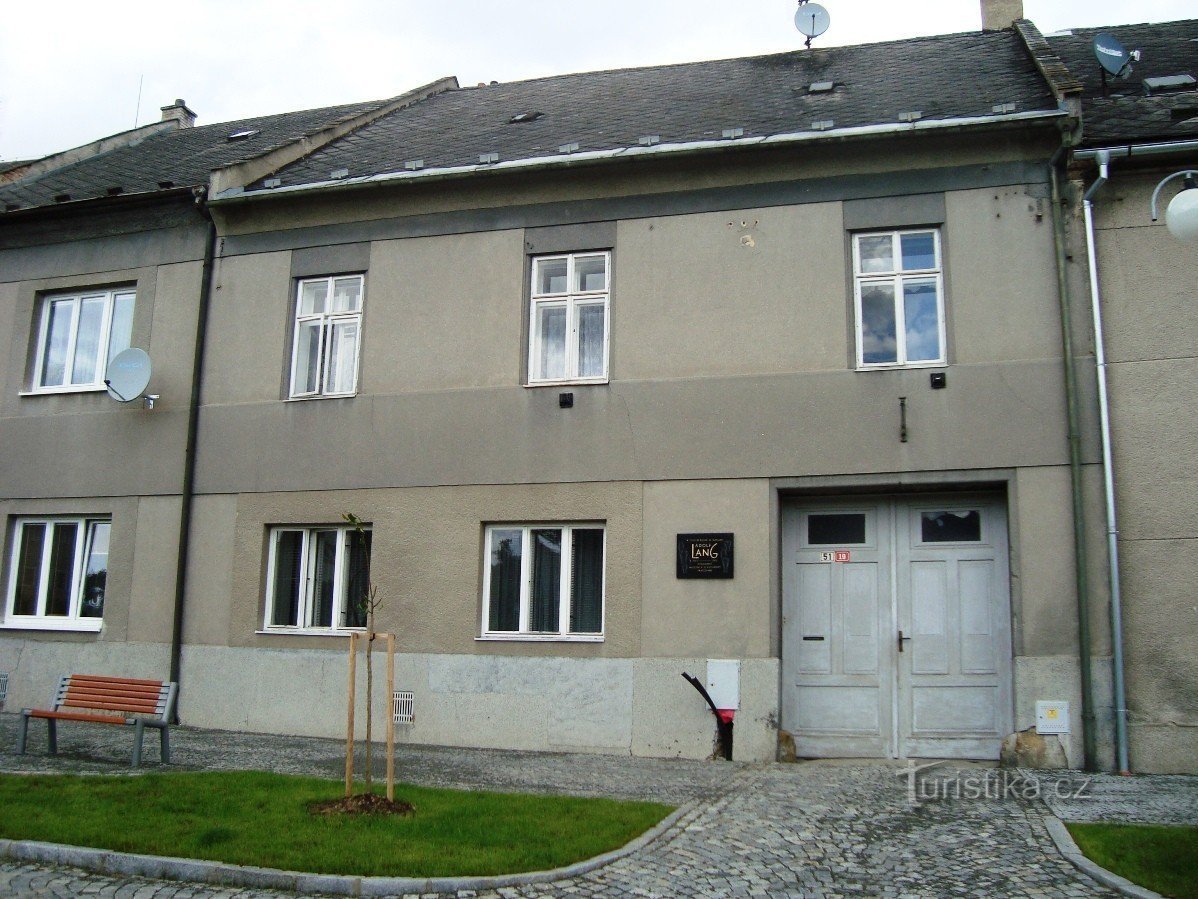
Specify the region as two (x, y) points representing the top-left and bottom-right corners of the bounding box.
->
(0, 672), (8, 710)
(392, 691), (414, 724)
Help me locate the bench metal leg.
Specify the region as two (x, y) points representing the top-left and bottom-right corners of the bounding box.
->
(47, 719), (57, 755)
(132, 720), (145, 767)
(159, 725), (170, 764)
(17, 712), (29, 755)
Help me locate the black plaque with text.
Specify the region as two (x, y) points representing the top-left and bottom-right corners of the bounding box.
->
(676, 533), (734, 579)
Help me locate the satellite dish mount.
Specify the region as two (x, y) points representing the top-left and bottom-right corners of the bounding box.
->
(1092, 33), (1138, 96)
(104, 347), (157, 409)
(794, 1), (831, 49)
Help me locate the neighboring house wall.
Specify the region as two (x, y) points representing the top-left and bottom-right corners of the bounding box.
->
(1082, 167), (1198, 773)
(0, 199), (206, 712)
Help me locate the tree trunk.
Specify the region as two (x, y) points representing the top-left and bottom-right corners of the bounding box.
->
(365, 604), (374, 789)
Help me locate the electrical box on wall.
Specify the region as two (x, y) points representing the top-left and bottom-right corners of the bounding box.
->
(706, 659), (740, 712)
(1036, 700), (1070, 735)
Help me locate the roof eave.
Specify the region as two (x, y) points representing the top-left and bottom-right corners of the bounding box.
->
(211, 108), (1068, 206)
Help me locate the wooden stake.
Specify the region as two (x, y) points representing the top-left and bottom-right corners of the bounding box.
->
(386, 633), (396, 801)
(344, 631), (357, 798)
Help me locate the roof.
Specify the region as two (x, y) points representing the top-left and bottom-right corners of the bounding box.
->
(0, 99), (392, 213)
(1046, 19), (1198, 147)
(251, 28), (1059, 193)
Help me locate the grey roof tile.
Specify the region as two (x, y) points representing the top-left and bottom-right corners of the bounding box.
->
(258, 28), (1057, 191)
(1046, 19), (1198, 146)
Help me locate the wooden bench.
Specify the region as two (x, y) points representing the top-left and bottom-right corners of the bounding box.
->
(17, 674), (177, 767)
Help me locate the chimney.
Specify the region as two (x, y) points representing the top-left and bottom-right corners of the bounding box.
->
(160, 99), (197, 128)
(981, 0), (1023, 30)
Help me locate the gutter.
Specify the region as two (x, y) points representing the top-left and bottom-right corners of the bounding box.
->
(1078, 148), (1134, 775)
(210, 109), (1066, 204)
(168, 187), (218, 719)
(1075, 139), (1198, 161)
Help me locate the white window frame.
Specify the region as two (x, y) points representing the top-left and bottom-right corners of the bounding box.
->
(28, 287), (135, 394)
(852, 229), (946, 369)
(262, 525), (371, 634)
(288, 275), (365, 399)
(2, 517), (109, 632)
(527, 252), (611, 385)
(479, 523), (606, 642)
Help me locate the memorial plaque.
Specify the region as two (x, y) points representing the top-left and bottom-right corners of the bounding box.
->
(677, 533), (734, 579)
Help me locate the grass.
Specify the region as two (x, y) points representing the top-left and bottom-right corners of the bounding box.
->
(0, 771), (673, 878)
(1067, 822), (1198, 899)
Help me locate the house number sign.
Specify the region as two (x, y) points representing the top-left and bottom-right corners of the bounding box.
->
(677, 533), (734, 579)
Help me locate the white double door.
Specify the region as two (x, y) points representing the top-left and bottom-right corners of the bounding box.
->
(782, 496), (1012, 759)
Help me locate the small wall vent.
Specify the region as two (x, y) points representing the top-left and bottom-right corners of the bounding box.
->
(392, 691), (414, 724)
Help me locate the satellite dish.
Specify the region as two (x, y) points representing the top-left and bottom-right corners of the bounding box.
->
(105, 348), (152, 403)
(795, 2), (831, 44)
(1093, 33), (1130, 76)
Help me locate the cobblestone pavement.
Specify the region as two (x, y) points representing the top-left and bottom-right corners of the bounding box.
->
(2, 715), (1194, 898)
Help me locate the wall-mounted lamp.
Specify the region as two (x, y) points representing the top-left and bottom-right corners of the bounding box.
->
(1150, 170), (1198, 242)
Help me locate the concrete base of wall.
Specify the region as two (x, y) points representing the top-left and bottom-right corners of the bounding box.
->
(0, 637), (171, 714)
(1129, 724), (1198, 775)
(178, 645), (781, 762)
(1014, 654), (1115, 771)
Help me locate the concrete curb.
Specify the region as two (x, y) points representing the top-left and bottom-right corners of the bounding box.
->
(0, 801), (691, 896)
(1043, 816), (1164, 899)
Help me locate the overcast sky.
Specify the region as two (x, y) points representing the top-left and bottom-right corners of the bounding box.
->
(1, 0), (1192, 161)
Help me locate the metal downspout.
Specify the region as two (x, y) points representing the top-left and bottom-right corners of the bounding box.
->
(1050, 150), (1098, 772)
(168, 189), (218, 721)
(1081, 151), (1132, 774)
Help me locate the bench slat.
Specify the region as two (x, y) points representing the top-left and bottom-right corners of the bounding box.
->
(27, 710), (129, 725)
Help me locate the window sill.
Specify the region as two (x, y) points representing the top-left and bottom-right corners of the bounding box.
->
(524, 378), (609, 388)
(0, 618), (103, 633)
(476, 633), (604, 643)
(856, 361), (946, 372)
(285, 392), (358, 402)
(19, 385), (107, 397)
(256, 628), (365, 637)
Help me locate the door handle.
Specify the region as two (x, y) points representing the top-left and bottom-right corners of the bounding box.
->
(898, 629), (912, 653)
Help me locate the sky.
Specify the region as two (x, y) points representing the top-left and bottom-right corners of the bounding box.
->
(1, 0), (1193, 161)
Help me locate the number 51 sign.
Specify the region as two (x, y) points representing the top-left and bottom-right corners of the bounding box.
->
(819, 551), (851, 563)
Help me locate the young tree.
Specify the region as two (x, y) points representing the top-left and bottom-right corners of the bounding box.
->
(343, 512), (382, 791)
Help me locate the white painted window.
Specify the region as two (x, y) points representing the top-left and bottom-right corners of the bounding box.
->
(528, 253), (610, 384)
(289, 275), (364, 398)
(3, 518), (110, 631)
(264, 525), (371, 631)
(32, 288), (135, 392)
(853, 229), (945, 368)
(481, 524), (605, 640)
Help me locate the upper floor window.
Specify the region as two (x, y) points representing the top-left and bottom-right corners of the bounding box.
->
(528, 252), (610, 384)
(481, 523), (605, 640)
(264, 525), (370, 632)
(290, 275), (364, 398)
(4, 517), (109, 631)
(33, 288), (134, 392)
(853, 230), (945, 368)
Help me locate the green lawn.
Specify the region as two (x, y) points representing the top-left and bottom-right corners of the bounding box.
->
(0, 771), (673, 878)
(1067, 822), (1198, 899)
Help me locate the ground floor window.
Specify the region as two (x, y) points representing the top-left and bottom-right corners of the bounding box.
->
(4, 518), (109, 630)
(264, 525), (370, 632)
(482, 524), (604, 639)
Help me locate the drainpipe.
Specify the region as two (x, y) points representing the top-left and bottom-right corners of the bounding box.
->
(1049, 147), (1098, 772)
(168, 188), (218, 720)
(1080, 150), (1132, 774)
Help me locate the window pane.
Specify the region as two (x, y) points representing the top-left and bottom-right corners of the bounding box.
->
(299, 280), (329, 315)
(857, 235), (893, 274)
(45, 523), (78, 617)
(530, 529), (561, 632)
(108, 293), (135, 364)
(903, 279), (941, 362)
(271, 531), (303, 626)
(310, 530), (338, 628)
(325, 319), (360, 393)
(535, 304), (567, 379)
(40, 300), (74, 387)
(293, 320), (323, 394)
(488, 529), (523, 632)
(921, 511), (982, 542)
(332, 278), (362, 313)
(13, 524), (46, 616)
(900, 232), (937, 270)
(860, 282), (897, 364)
(80, 522), (109, 618)
(577, 303), (606, 378)
(69, 297), (105, 385)
(343, 530), (371, 628)
(569, 529), (604, 634)
(807, 513), (867, 545)
(574, 255), (607, 292)
(534, 258), (568, 295)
